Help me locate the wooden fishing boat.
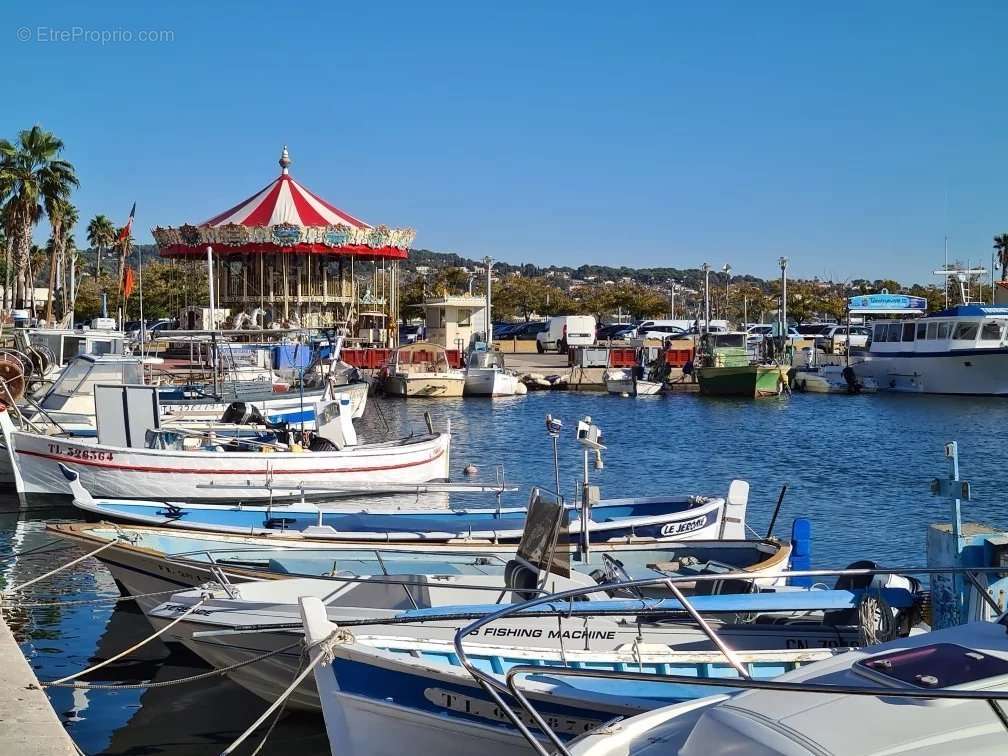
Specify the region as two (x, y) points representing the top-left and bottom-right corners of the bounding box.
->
(65, 466), (745, 543)
(0, 397), (449, 502)
(694, 333), (787, 398)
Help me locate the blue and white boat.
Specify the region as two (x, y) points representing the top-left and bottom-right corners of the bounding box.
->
(296, 570), (923, 756)
(66, 468), (749, 543)
(862, 305), (1008, 395)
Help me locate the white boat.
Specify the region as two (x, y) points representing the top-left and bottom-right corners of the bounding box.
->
(382, 342), (466, 398)
(791, 363), (878, 393)
(0, 396), (450, 502)
(464, 349), (521, 396)
(603, 368), (663, 396)
(20, 352), (368, 434)
(861, 305), (1008, 395)
(567, 616), (1008, 756)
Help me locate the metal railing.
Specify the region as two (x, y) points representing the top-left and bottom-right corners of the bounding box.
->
(452, 564), (1008, 756)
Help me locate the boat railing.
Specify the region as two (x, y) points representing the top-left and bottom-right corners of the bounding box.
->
(453, 564), (1008, 756)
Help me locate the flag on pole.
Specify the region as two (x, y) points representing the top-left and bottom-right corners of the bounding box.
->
(118, 202), (136, 242)
(123, 267), (136, 299)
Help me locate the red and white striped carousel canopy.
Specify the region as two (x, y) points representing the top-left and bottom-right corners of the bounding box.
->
(153, 147), (414, 259)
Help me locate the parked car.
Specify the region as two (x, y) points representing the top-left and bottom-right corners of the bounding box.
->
(536, 315), (596, 353)
(746, 324), (803, 344)
(596, 323), (634, 341)
(398, 324), (427, 344)
(797, 323), (835, 336)
(511, 321), (548, 340)
(816, 325), (870, 353)
(127, 318), (174, 341)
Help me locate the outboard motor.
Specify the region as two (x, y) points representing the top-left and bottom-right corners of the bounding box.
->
(504, 559), (541, 602)
(826, 560), (923, 640)
(841, 365), (861, 394)
(220, 401), (267, 426)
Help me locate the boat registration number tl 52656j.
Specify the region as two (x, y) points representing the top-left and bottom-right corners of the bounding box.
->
(47, 443), (116, 462)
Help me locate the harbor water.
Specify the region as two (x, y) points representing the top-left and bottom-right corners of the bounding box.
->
(4, 390), (1008, 754)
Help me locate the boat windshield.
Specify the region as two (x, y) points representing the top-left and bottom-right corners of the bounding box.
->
(42, 358), (145, 408)
(710, 333), (746, 349)
(952, 322), (979, 340)
(468, 351), (504, 370)
(981, 321), (1004, 341)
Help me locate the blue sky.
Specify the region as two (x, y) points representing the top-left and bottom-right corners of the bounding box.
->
(2, 1), (1005, 282)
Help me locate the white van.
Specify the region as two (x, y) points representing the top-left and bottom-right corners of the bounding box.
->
(536, 315), (597, 353)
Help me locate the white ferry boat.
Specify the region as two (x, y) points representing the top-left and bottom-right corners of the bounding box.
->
(862, 304), (1008, 395)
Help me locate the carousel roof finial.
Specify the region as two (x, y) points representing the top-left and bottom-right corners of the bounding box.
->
(279, 145), (291, 174)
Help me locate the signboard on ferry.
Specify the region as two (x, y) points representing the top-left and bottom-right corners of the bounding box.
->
(847, 293), (927, 314)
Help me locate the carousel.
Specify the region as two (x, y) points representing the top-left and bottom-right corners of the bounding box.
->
(152, 147), (415, 343)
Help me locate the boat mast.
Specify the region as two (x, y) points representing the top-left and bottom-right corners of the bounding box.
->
(483, 256), (493, 346)
(944, 235), (949, 308)
(206, 245), (218, 397)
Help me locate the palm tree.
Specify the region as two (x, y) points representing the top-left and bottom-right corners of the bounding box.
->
(86, 214), (115, 276)
(0, 127), (78, 310)
(0, 207), (10, 310)
(44, 198), (76, 322)
(63, 233), (80, 316)
(994, 234), (1008, 281)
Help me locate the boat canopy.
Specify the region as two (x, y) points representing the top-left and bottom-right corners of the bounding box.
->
(467, 351), (505, 370)
(40, 355), (146, 410)
(392, 341), (452, 372)
(925, 305), (1008, 319)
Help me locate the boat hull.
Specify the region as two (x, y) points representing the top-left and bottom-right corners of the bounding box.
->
(792, 366), (878, 394)
(463, 369), (519, 396)
(862, 349), (1008, 395)
(384, 375), (465, 398)
(604, 376), (663, 396)
(696, 365), (786, 398)
(3, 417), (450, 502)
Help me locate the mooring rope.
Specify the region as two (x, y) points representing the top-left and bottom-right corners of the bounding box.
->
(219, 629), (338, 756)
(48, 598), (209, 686)
(41, 640), (302, 690)
(2, 540), (116, 595)
(249, 644), (308, 756)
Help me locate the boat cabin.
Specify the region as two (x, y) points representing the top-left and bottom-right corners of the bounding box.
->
(390, 341), (455, 376)
(465, 349), (506, 371)
(869, 305), (1008, 354)
(37, 355), (152, 413)
(25, 328), (126, 367)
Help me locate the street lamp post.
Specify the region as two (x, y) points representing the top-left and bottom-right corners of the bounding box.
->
(701, 263), (711, 333)
(483, 256), (494, 345)
(722, 264), (732, 323)
(778, 256), (789, 343)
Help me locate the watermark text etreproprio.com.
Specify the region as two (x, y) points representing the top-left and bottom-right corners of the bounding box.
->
(16, 26), (175, 44)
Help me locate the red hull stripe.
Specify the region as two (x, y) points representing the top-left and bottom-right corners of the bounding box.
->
(16, 446), (444, 475)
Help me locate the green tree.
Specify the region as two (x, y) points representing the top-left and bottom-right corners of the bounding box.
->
(493, 277), (570, 321)
(0, 126), (78, 309)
